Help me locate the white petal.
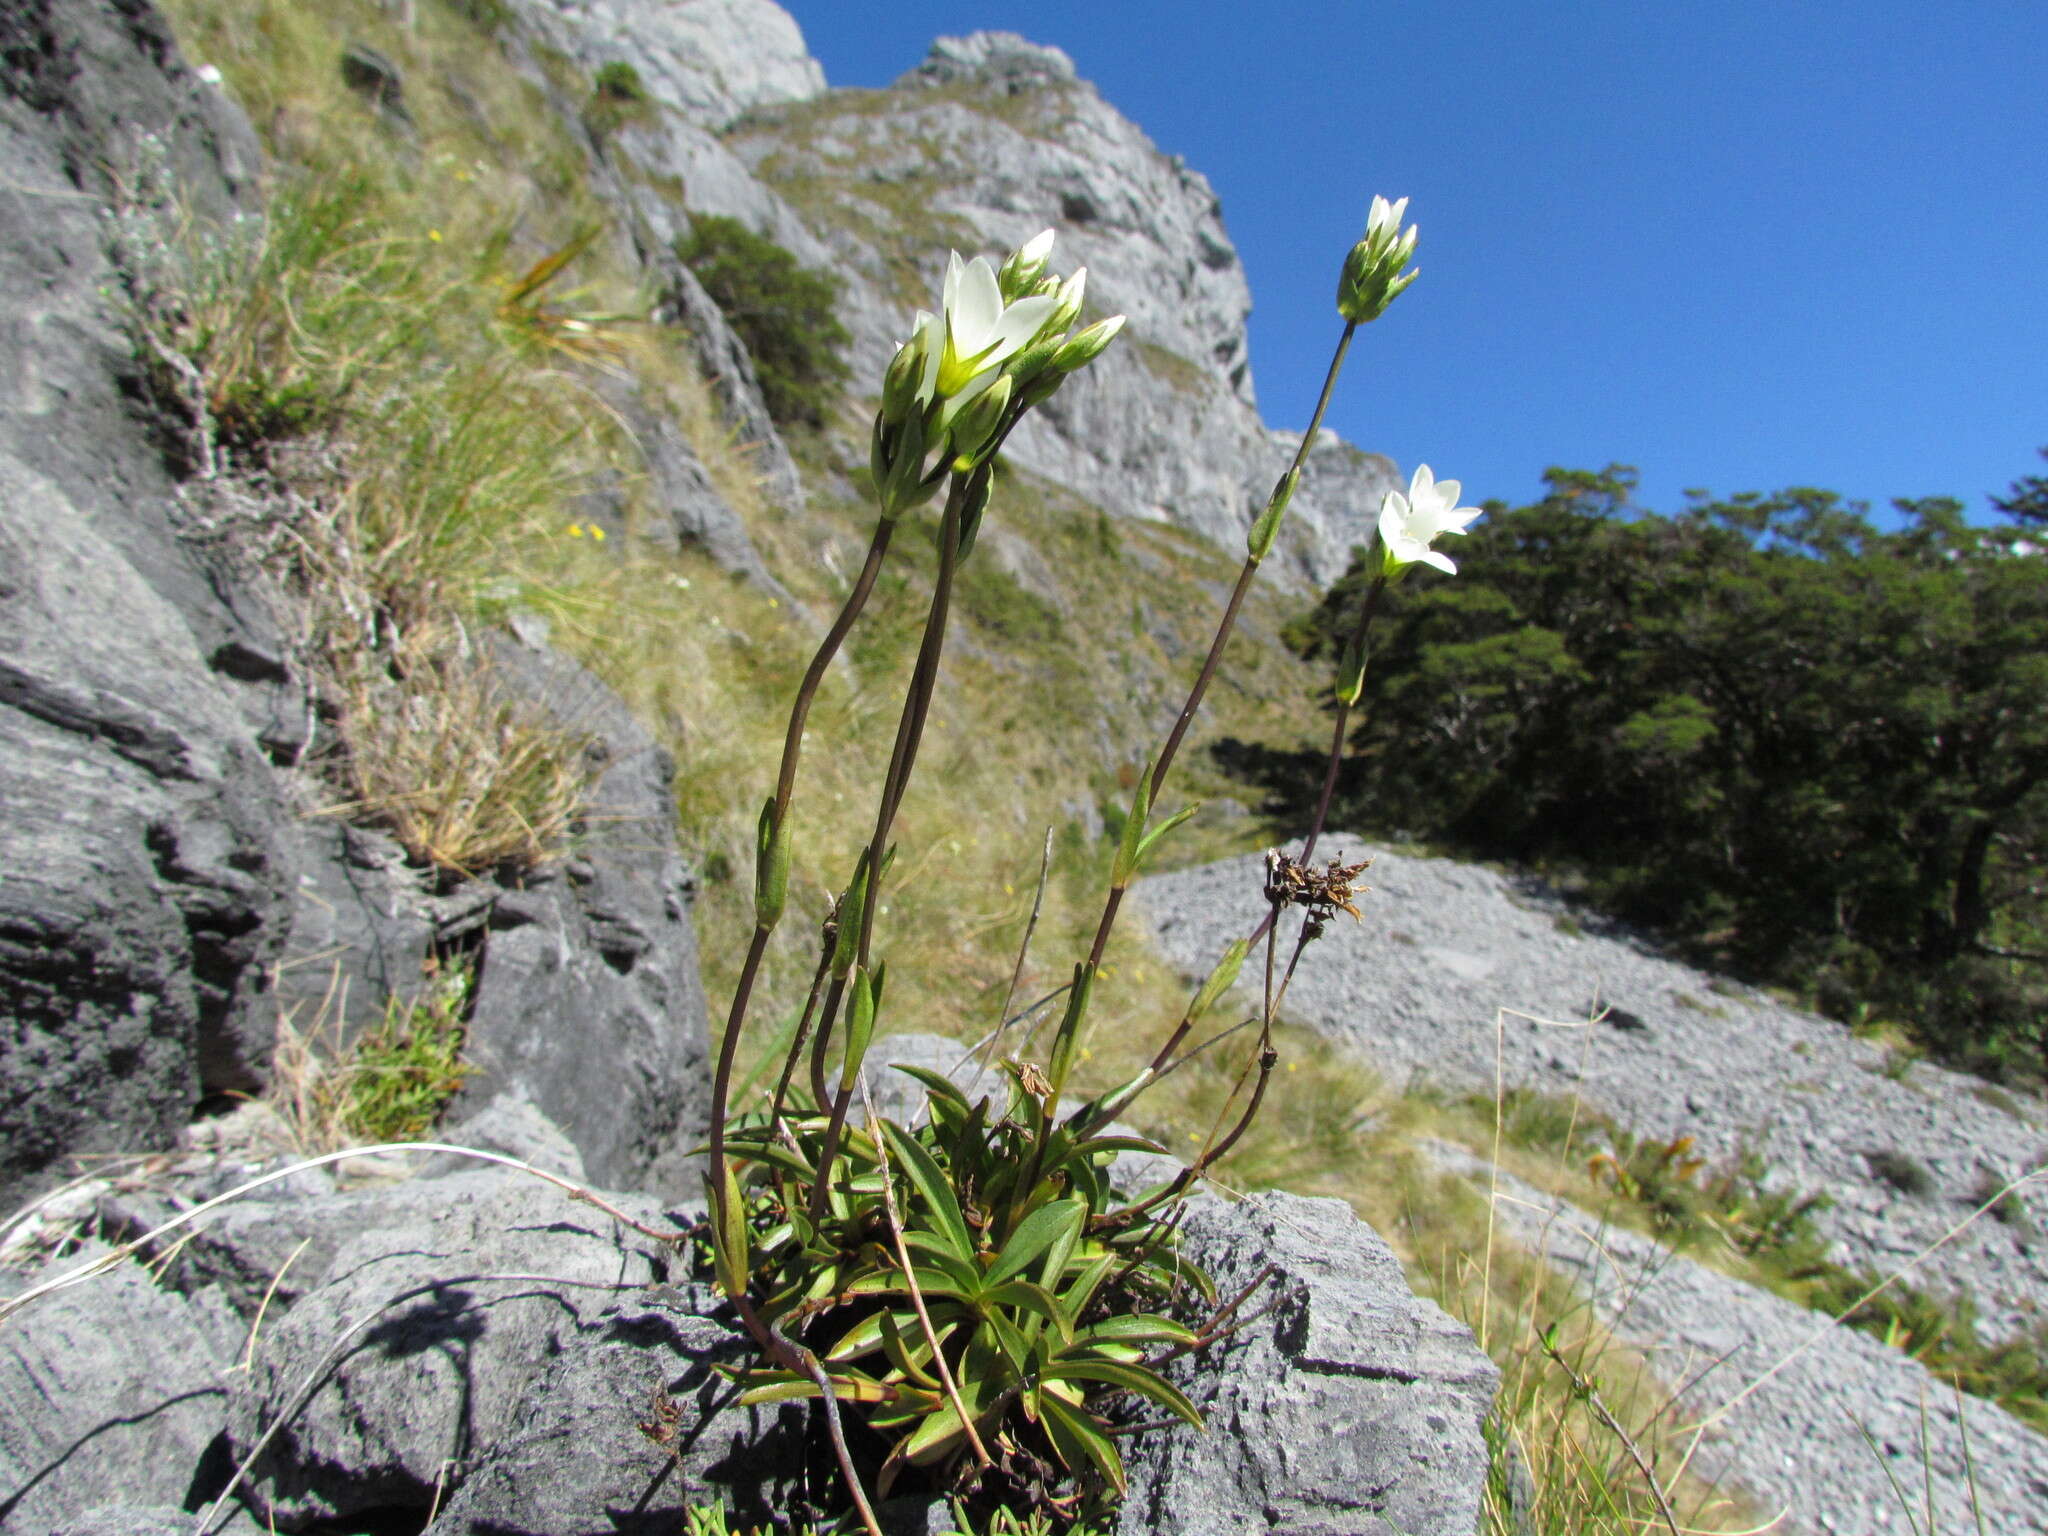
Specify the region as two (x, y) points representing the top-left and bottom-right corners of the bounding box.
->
(985, 293), (1061, 357)
(1432, 477), (1463, 512)
(943, 252), (965, 314)
(1378, 489), (1410, 547)
(1421, 548), (1457, 575)
(1368, 194), (1393, 236)
(949, 257), (1005, 354)
(1018, 228), (1056, 267)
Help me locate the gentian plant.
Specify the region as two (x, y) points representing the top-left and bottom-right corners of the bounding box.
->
(702, 205), (1474, 1533)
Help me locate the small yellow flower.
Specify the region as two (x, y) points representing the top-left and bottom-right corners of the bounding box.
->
(428, 228), (444, 244)
(565, 523), (584, 538)
(589, 524), (606, 542)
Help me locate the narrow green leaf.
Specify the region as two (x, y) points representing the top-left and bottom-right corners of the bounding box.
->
(831, 850), (870, 979)
(753, 796), (790, 929)
(1045, 961), (1096, 1098)
(1247, 467), (1299, 562)
(899, 1231), (985, 1296)
(1042, 1358), (1204, 1428)
(1133, 801), (1199, 869)
(1189, 939), (1248, 1024)
(981, 1278), (1073, 1342)
(839, 960), (883, 1093)
(988, 1198), (1084, 1287)
(903, 1402), (970, 1466)
(1061, 1252), (1118, 1320)
(1110, 760), (1155, 887)
(1039, 1392), (1127, 1494)
(711, 1161), (748, 1302)
(1071, 1313), (1198, 1347)
(882, 1118), (973, 1261)
(889, 1062), (974, 1112)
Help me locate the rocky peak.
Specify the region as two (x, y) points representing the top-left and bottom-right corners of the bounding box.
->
(719, 26), (1396, 587)
(898, 30), (1080, 93)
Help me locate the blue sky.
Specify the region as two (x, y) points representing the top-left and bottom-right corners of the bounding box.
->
(774, 1), (2046, 522)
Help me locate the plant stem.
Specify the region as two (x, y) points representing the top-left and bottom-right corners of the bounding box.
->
(708, 514), (896, 1243)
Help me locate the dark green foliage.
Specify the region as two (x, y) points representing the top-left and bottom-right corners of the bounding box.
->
(674, 214), (851, 429)
(1284, 463), (2048, 1075)
(593, 60), (646, 102)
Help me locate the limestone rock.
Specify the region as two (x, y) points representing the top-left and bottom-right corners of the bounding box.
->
(0, 0), (290, 1206)
(0, 1242), (244, 1532)
(452, 632), (714, 1196)
(524, 0), (824, 130)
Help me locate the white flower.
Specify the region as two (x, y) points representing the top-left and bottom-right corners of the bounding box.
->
(1366, 194), (1410, 242)
(1378, 465), (1482, 575)
(934, 251), (1059, 397)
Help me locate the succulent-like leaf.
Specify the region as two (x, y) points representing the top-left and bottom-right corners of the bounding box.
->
(737, 1368), (893, 1406)
(1133, 801), (1199, 868)
(1110, 761), (1155, 888)
(889, 1062), (974, 1112)
(981, 1278), (1072, 1342)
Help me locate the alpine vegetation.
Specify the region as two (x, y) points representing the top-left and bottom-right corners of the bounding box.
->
(701, 206), (1471, 1531)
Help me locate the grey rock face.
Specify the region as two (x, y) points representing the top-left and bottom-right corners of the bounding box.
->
(1138, 840), (2048, 1344)
(528, 0), (824, 129)
(0, 1242), (243, 1532)
(454, 632), (713, 1197)
(1432, 1145), (2048, 1535)
(0, 0), (291, 1205)
(724, 31), (1400, 589)
(206, 1169), (799, 1533)
(1121, 1194), (1497, 1536)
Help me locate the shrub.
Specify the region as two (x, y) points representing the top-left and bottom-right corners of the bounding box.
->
(673, 214), (850, 429)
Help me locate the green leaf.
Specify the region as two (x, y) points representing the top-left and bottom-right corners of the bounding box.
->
(1133, 801), (1199, 868)
(831, 849), (870, 979)
(882, 1118), (973, 1261)
(1188, 939), (1247, 1025)
(1247, 467), (1299, 562)
(987, 1198), (1084, 1287)
(983, 1308), (1035, 1376)
(889, 1062), (974, 1112)
(753, 796), (790, 929)
(981, 1278), (1072, 1342)
(903, 1401), (972, 1466)
(737, 1368), (892, 1406)
(1110, 761), (1155, 888)
(1045, 961), (1096, 1098)
(1075, 1133), (1170, 1158)
(711, 1160), (748, 1302)
(1042, 1358), (1204, 1428)
(1060, 1252), (1118, 1320)
(1038, 1392), (1127, 1494)
(720, 1137), (817, 1181)
(899, 1232), (985, 1296)
(1071, 1313), (1198, 1347)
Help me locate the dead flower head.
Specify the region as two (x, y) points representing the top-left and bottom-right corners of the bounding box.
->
(1264, 848), (1372, 941)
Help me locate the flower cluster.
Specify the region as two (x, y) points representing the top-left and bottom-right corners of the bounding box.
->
(871, 229), (1124, 518)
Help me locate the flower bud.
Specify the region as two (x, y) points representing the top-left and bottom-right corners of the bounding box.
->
(998, 228), (1057, 300)
(881, 332), (926, 425)
(1050, 313), (1124, 373)
(1040, 266), (1087, 338)
(947, 372), (1013, 469)
(1336, 194), (1420, 323)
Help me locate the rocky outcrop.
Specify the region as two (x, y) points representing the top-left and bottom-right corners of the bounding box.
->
(2, 1045), (1494, 1536)
(1, 0), (290, 1206)
(720, 30), (1400, 590)
(501, 6), (1398, 589)
(0, 0), (715, 1207)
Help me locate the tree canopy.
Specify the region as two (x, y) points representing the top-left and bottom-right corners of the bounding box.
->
(1279, 458), (2048, 1075)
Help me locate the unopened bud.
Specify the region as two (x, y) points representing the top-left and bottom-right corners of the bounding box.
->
(1051, 313), (1125, 373)
(881, 334), (925, 424)
(1040, 266), (1087, 338)
(947, 373), (1013, 468)
(998, 228), (1056, 300)
(1337, 195), (1420, 323)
